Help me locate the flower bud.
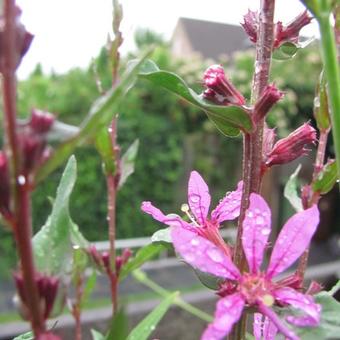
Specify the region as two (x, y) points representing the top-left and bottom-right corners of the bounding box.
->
(274, 11), (312, 47)
(203, 65), (245, 106)
(37, 333), (62, 340)
(266, 123), (316, 167)
(254, 84), (284, 123)
(0, 151), (11, 217)
(0, 6), (33, 73)
(14, 271), (59, 320)
(262, 125), (276, 160)
(241, 10), (258, 44)
(30, 109), (55, 134)
(306, 281), (322, 295)
(116, 248), (132, 274)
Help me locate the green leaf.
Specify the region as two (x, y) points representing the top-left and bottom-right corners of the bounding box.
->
(95, 127), (116, 175)
(33, 156), (78, 275)
(328, 280), (340, 296)
(135, 59), (253, 136)
(81, 270), (97, 309)
(91, 329), (105, 340)
(104, 308), (128, 340)
(119, 243), (166, 281)
(312, 160), (338, 194)
(118, 139), (139, 188)
(126, 292), (178, 340)
(314, 71), (331, 131)
(33, 156), (89, 276)
(36, 52), (151, 182)
(13, 332), (33, 340)
(296, 291), (340, 339)
(284, 165), (303, 212)
(151, 227), (172, 243)
(273, 42), (299, 60)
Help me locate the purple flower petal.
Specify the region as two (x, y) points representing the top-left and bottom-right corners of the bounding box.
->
(211, 181), (243, 223)
(188, 171), (211, 225)
(258, 303), (299, 340)
(274, 287), (321, 327)
(141, 201), (192, 229)
(171, 226), (240, 280)
(266, 205), (319, 278)
(253, 314), (278, 340)
(242, 193), (271, 273)
(201, 293), (245, 340)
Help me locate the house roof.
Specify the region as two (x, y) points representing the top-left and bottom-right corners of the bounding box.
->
(173, 17), (252, 59)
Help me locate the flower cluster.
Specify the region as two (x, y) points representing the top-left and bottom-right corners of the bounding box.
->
(242, 10), (312, 48)
(142, 171), (321, 340)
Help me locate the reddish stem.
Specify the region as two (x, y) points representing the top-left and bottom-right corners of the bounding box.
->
(106, 117), (120, 314)
(296, 129), (329, 279)
(231, 1), (276, 339)
(71, 275), (84, 340)
(2, 0), (45, 336)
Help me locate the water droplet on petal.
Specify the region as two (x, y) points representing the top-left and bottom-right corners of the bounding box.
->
(190, 195), (200, 203)
(261, 228), (270, 236)
(191, 238), (200, 246)
(256, 216), (264, 224)
(247, 211), (254, 218)
(207, 248), (223, 263)
(18, 175), (26, 185)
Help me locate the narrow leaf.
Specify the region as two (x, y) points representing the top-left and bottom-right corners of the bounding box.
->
(193, 269), (225, 290)
(95, 127), (116, 175)
(119, 243), (166, 281)
(284, 165), (303, 212)
(118, 139), (139, 188)
(314, 71), (331, 131)
(33, 156), (89, 276)
(105, 308), (128, 340)
(36, 52), (151, 182)
(134, 59), (253, 136)
(126, 292), (178, 340)
(13, 332), (33, 340)
(81, 270), (97, 308)
(312, 160), (338, 194)
(33, 156), (77, 275)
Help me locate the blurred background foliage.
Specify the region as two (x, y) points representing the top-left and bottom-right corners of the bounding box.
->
(0, 29), (322, 277)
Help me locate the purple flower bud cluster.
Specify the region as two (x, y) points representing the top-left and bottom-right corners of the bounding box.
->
(202, 65), (246, 106)
(242, 10), (312, 49)
(265, 123), (317, 167)
(19, 109), (55, 177)
(14, 271), (59, 321)
(0, 6), (33, 73)
(88, 246), (132, 278)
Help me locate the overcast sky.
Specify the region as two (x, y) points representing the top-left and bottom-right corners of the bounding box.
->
(16, 0), (318, 79)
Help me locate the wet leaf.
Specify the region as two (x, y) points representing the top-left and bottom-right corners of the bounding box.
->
(312, 160), (338, 194)
(151, 227), (172, 243)
(284, 165), (303, 212)
(273, 42), (298, 60)
(119, 243), (166, 281)
(119, 139), (139, 188)
(134, 59), (253, 137)
(126, 292), (178, 340)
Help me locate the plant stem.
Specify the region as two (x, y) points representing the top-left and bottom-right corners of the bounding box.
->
(107, 118), (119, 314)
(71, 275), (84, 340)
(232, 1), (276, 339)
(132, 269), (213, 323)
(318, 14), (340, 181)
(2, 0), (45, 336)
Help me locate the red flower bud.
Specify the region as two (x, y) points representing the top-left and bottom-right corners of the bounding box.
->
(0, 151), (11, 217)
(0, 6), (33, 73)
(30, 109), (55, 134)
(274, 11), (312, 47)
(266, 123), (316, 167)
(14, 271), (59, 320)
(254, 84), (284, 123)
(203, 65), (245, 106)
(306, 281), (323, 295)
(262, 125), (276, 160)
(37, 333), (62, 340)
(241, 10), (258, 44)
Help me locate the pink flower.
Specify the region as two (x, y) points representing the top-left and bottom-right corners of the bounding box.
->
(202, 65), (246, 106)
(172, 193), (320, 340)
(141, 171), (243, 258)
